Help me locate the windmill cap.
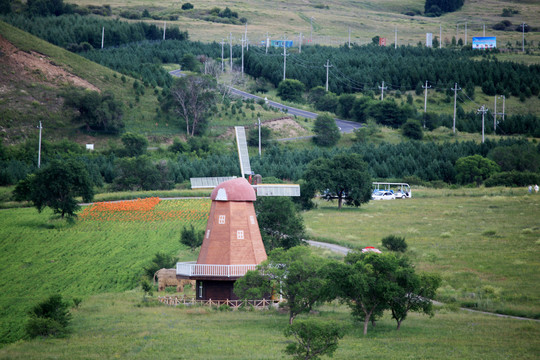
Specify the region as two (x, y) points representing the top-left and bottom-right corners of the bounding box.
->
(211, 177), (256, 202)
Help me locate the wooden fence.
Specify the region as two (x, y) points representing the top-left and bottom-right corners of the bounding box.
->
(157, 296), (280, 309)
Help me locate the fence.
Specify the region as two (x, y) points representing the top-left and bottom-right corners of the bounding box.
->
(158, 296), (280, 309)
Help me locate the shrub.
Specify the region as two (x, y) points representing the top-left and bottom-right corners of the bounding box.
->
(381, 235), (408, 252)
(402, 120), (423, 140)
(181, 2), (194, 10)
(25, 294), (71, 338)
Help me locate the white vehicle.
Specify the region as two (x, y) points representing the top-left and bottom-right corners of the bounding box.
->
(372, 190), (396, 200)
(373, 182), (412, 199)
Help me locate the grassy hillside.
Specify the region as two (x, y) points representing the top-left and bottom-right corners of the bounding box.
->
(0, 190), (539, 357)
(0, 21), (162, 146)
(68, 0), (540, 52)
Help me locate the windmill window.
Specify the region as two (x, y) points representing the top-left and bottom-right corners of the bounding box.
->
(206, 229), (211, 238)
(250, 215), (255, 224)
(219, 215), (226, 224)
(237, 230), (244, 240)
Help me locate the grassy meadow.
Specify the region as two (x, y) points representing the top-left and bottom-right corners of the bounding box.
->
(304, 187), (540, 318)
(0, 188), (539, 358)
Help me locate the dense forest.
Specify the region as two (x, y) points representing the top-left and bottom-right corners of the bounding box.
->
(244, 45), (540, 99)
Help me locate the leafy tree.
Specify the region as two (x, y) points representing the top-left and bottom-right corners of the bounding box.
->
(171, 75), (217, 136)
(180, 53), (199, 72)
(113, 156), (172, 191)
(368, 100), (407, 128)
(0, 0), (11, 14)
(121, 133), (148, 157)
(284, 319), (345, 360)
(337, 93), (356, 119)
(313, 114), (340, 147)
(455, 155), (500, 185)
(390, 269), (441, 330)
(402, 120), (423, 140)
(315, 92), (338, 113)
(144, 252), (179, 279)
(488, 143), (540, 172)
(277, 79), (305, 102)
(14, 159), (94, 219)
(27, 0), (66, 16)
(337, 251), (402, 335)
(308, 86), (326, 104)
(180, 224), (204, 251)
(382, 235), (407, 252)
(351, 97), (372, 123)
(259, 247), (331, 324)
(25, 294), (71, 338)
(255, 197), (305, 251)
(181, 2), (194, 10)
(233, 270), (272, 300)
(303, 153), (372, 209)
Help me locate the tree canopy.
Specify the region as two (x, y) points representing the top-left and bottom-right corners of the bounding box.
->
(303, 153), (372, 209)
(313, 114), (341, 147)
(14, 158), (94, 218)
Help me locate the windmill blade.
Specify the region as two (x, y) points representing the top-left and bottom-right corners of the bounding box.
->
(190, 177), (237, 189)
(254, 184), (300, 197)
(235, 126), (252, 177)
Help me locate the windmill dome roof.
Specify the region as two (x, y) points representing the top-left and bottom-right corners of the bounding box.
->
(211, 177), (256, 202)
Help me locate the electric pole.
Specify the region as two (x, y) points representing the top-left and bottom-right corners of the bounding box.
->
(348, 27), (351, 48)
(483, 23), (485, 37)
(324, 59), (332, 92)
(477, 105), (488, 143)
(163, 21), (166, 40)
(395, 27), (397, 49)
(451, 83), (461, 133)
(101, 26), (104, 49)
(229, 32), (233, 72)
(439, 24), (442, 48)
(494, 95), (498, 133)
(220, 39), (225, 72)
(522, 23), (526, 52)
(422, 80), (431, 113)
(310, 17), (314, 43)
(245, 22), (248, 51)
(379, 81), (387, 101)
(500, 95), (505, 121)
(282, 37), (287, 80)
(464, 22), (467, 45)
(265, 32), (269, 54)
(257, 117), (261, 157)
(241, 35), (245, 77)
(37, 121), (42, 168)
(298, 32), (302, 53)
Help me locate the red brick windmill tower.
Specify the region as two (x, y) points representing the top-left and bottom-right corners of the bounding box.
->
(177, 127), (299, 300)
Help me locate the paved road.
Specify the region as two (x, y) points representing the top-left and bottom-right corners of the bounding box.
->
(168, 69), (362, 134)
(306, 240), (350, 255)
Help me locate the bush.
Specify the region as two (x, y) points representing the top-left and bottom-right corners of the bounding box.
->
(381, 235), (408, 252)
(181, 2), (194, 10)
(485, 171), (540, 187)
(143, 252), (179, 279)
(25, 294), (71, 338)
(402, 120), (423, 140)
(180, 224), (204, 250)
(277, 79), (305, 103)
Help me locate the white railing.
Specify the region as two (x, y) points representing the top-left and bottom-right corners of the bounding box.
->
(176, 262), (258, 277)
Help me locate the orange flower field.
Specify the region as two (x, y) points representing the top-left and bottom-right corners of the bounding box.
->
(79, 198), (211, 223)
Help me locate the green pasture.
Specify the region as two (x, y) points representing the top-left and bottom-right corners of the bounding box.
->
(304, 187), (540, 318)
(0, 199), (209, 345)
(0, 290), (538, 359)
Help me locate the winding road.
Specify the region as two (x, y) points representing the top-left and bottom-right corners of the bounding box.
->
(169, 70), (362, 135)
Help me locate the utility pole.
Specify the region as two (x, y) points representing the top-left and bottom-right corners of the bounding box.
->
(439, 24), (442, 48)
(101, 26), (104, 49)
(500, 95), (505, 121)
(422, 80), (431, 113)
(394, 27), (397, 49)
(493, 95), (498, 133)
(163, 21), (166, 40)
(257, 117), (261, 157)
(245, 22), (248, 51)
(464, 22), (467, 45)
(477, 105), (488, 143)
(483, 23), (485, 37)
(229, 32), (233, 72)
(37, 121), (42, 168)
(310, 17), (314, 43)
(379, 81), (387, 101)
(265, 32), (269, 54)
(241, 35), (245, 77)
(451, 83), (461, 133)
(298, 32), (302, 53)
(522, 23), (526, 52)
(220, 39), (225, 72)
(282, 37), (287, 80)
(348, 27), (351, 48)
(324, 59), (332, 92)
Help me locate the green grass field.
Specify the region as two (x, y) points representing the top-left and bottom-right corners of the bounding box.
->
(0, 189), (539, 358)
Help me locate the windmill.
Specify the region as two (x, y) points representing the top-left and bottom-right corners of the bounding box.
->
(177, 126), (300, 301)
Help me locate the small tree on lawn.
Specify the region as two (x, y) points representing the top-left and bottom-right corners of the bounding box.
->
(381, 235), (408, 252)
(14, 158), (94, 219)
(277, 79), (305, 102)
(25, 294), (71, 338)
(180, 224), (204, 251)
(284, 319), (345, 360)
